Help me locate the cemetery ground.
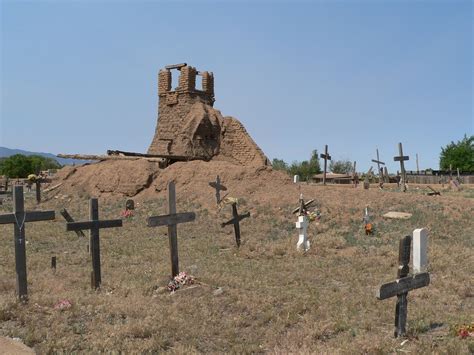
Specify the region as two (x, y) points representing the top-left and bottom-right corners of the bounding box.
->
(0, 171), (473, 353)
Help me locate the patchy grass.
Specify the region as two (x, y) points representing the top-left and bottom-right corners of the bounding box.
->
(0, 185), (473, 353)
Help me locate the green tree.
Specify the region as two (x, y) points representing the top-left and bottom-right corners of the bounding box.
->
(0, 154), (61, 178)
(329, 159), (353, 174)
(439, 135), (474, 171)
(287, 150), (321, 181)
(271, 158), (288, 171)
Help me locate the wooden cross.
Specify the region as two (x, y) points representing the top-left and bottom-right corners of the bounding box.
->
(371, 149), (385, 185)
(60, 208), (86, 238)
(66, 198), (123, 289)
(147, 181), (196, 278)
(393, 143), (409, 192)
(209, 175), (227, 204)
(33, 177), (51, 204)
(320, 145), (331, 185)
(427, 186), (441, 196)
(221, 203), (250, 248)
(352, 161), (358, 188)
(376, 235), (430, 337)
(0, 186), (55, 301)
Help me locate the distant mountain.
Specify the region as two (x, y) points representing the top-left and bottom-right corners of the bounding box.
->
(0, 147), (89, 166)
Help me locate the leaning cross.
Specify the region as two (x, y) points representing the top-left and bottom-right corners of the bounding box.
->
(320, 145), (331, 185)
(294, 195), (310, 251)
(221, 203), (250, 248)
(376, 235), (430, 337)
(352, 161), (358, 188)
(393, 143), (409, 192)
(371, 148), (385, 186)
(0, 186), (55, 301)
(209, 175), (227, 204)
(147, 181), (196, 278)
(66, 198), (123, 289)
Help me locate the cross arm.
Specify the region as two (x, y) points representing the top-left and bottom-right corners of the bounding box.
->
(394, 156), (409, 162)
(0, 213), (15, 224)
(320, 154), (331, 160)
(147, 212), (196, 227)
(371, 159), (385, 165)
(67, 219), (123, 231)
(209, 182), (228, 191)
(0, 211), (55, 224)
(376, 272), (430, 300)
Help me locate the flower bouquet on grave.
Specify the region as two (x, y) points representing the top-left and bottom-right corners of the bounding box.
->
(306, 209), (321, 223)
(455, 323), (474, 339)
(167, 271), (195, 292)
(54, 299), (72, 311)
(120, 209), (134, 219)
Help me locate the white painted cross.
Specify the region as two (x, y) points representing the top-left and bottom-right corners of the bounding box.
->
(295, 215), (310, 251)
(413, 228), (428, 273)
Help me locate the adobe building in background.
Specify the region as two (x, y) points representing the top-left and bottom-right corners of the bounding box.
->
(148, 63), (269, 167)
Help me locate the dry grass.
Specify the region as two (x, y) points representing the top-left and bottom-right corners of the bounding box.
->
(0, 184), (473, 353)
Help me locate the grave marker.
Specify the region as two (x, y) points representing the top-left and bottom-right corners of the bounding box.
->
(294, 195), (311, 251)
(147, 181), (196, 277)
(393, 143), (409, 192)
(209, 175), (227, 204)
(413, 228), (428, 273)
(221, 202), (250, 248)
(60, 209), (86, 238)
(371, 148), (385, 187)
(66, 198), (123, 289)
(352, 161), (358, 188)
(0, 186), (55, 301)
(383, 166), (389, 183)
(320, 145), (331, 185)
(376, 235), (430, 337)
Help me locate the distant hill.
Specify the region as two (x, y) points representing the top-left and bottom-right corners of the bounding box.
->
(0, 147), (89, 166)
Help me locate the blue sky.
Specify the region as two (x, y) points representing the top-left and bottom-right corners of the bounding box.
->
(1, 0), (472, 172)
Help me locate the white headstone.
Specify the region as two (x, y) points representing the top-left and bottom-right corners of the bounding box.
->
(294, 175), (300, 183)
(413, 228), (428, 273)
(295, 215), (310, 251)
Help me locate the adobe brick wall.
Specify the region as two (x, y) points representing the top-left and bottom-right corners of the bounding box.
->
(148, 64), (269, 167)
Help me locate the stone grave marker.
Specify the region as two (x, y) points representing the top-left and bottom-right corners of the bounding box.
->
(413, 228), (428, 273)
(294, 194), (311, 251)
(221, 202), (250, 248)
(0, 186), (55, 301)
(320, 145), (331, 185)
(125, 199), (135, 210)
(147, 181), (196, 278)
(66, 198), (123, 289)
(393, 143), (409, 192)
(376, 235), (430, 337)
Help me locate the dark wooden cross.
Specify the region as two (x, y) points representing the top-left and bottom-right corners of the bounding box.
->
(221, 203), (250, 248)
(352, 161), (358, 188)
(34, 177), (52, 204)
(320, 145), (331, 185)
(147, 181), (196, 278)
(427, 186), (441, 196)
(371, 149), (385, 185)
(209, 175), (227, 204)
(60, 208), (86, 238)
(393, 143), (409, 192)
(376, 235), (430, 337)
(0, 186), (55, 301)
(66, 198), (123, 289)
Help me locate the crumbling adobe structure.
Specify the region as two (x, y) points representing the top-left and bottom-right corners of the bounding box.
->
(148, 63), (269, 167)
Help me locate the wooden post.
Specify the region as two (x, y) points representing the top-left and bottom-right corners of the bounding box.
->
(35, 181), (41, 204)
(167, 183), (179, 277)
(66, 199), (123, 289)
(352, 161), (358, 188)
(0, 186), (55, 301)
(221, 203), (250, 248)
(320, 145), (331, 186)
(416, 153), (419, 174)
(147, 182), (196, 278)
(393, 143), (409, 192)
(51, 256), (57, 271)
(372, 149), (385, 188)
(14, 187), (28, 300)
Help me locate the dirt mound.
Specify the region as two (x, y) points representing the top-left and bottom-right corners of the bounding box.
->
(50, 160), (291, 206)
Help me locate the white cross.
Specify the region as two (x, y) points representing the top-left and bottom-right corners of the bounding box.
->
(295, 215), (310, 251)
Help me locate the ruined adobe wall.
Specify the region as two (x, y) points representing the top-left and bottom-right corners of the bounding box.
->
(148, 64), (269, 167)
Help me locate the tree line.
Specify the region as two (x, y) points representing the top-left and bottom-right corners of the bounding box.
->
(0, 154), (61, 178)
(272, 135), (474, 181)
